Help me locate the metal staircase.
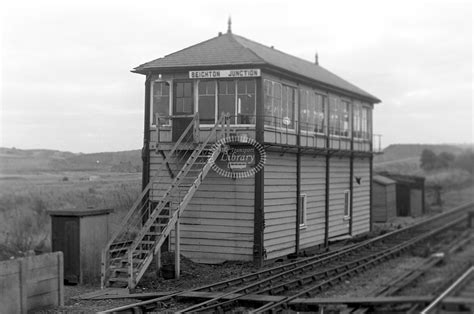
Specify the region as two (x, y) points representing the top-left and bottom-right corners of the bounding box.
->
(101, 114), (228, 289)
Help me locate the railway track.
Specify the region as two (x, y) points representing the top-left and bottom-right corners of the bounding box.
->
(100, 202), (473, 313)
(420, 266), (474, 313)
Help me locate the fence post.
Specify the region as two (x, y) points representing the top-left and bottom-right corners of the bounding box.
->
(57, 252), (64, 306)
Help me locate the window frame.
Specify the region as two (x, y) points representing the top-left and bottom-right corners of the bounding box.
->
(150, 80), (172, 127)
(198, 79), (257, 127)
(353, 102), (372, 141)
(299, 89), (326, 135)
(343, 190), (351, 220)
(263, 79), (297, 131)
(197, 79), (218, 125)
(298, 193), (307, 229)
(329, 96), (351, 138)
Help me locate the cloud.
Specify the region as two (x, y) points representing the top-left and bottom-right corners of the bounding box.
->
(1, 0), (472, 152)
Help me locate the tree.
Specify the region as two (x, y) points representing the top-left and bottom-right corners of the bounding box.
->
(438, 152), (455, 168)
(453, 151), (474, 174)
(420, 149), (438, 171)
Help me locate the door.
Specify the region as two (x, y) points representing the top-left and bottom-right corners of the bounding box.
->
(397, 185), (410, 216)
(172, 81), (194, 141)
(52, 217), (80, 284)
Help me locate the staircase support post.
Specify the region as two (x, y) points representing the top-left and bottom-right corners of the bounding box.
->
(175, 219), (181, 279)
(155, 248), (161, 277)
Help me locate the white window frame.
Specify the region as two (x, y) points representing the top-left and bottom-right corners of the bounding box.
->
(263, 79), (297, 131)
(197, 79), (257, 128)
(353, 102), (371, 141)
(300, 89), (326, 136)
(150, 79), (172, 127)
(299, 193), (307, 229)
(343, 190), (351, 220)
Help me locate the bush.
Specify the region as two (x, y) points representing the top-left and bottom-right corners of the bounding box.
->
(453, 151), (474, 174)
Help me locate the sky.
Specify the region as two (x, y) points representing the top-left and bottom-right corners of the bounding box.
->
(0, 0), (472, 153)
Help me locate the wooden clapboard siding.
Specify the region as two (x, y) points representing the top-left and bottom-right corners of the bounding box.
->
(263, 152), (297, 260)
(156, 159), (255, 263)
(372, 182), (388, 222)
(352, 158), (371, 235)
(299, 155), (326, 249)
(328, 157), (351, 238)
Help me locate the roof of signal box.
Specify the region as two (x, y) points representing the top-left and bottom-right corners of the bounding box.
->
(133, 31), (381, 103)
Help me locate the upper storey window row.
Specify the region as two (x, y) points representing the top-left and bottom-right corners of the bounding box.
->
(151, 78), (371, 140)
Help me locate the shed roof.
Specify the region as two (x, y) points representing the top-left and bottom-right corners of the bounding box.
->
(133, 32), (380, 103)
(373, 175), (396, 186)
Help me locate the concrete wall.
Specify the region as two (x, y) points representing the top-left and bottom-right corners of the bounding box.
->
(0, 252), (64, 313)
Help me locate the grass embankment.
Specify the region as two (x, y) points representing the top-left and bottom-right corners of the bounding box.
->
(0, 172), (140, 260)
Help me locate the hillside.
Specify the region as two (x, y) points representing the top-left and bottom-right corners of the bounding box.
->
(0, 147), (142, 174)
(374, 144), (471, 164)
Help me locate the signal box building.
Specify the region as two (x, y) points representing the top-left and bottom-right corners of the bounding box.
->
(102, 25), (382, 288)
(129, 26), (381, 267)
(102, 26), (382, 289)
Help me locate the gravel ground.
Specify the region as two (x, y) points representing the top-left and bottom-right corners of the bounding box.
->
(398, 236), (474, 296)
(315, 255), (425, 298)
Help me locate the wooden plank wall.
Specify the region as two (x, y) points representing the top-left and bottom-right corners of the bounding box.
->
(150, 150), (255, 263)
(174, 170), (255, 263)
(150, 152), (178, 201)
(177, 169), (254, 263)
(263, 152), (297, 260)
(352, 158), (371, 235)
(386, 185), (397, 220)
(372, 182), (388, 222)
(299, 155), (326, 249)
(80, 215), (109, 284)
(0, 252), (64, 313)
(328, 157), (351, 238)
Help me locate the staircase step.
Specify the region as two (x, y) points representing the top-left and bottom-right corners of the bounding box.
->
(108, 277), (129, 283)
(109, 246), (129, 253)
(140, 240), (157, 246)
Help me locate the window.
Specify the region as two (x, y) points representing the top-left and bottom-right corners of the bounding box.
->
(151, 81), (170, 125)
(329, 97), (349, 137)
(218, 80), (236, 123)
(197, 79), (256, 125)
(198, 80), (216, 124)
(175, 82), (193, 114)
(264, 80), (295, 128)
(344, 190), (351, 219)
(281, 86), (296, 128)
(237, 79), (256, 124)
(353, 102), (371, 140)
(300, 89), (325, 133)
(298, 194), (307, 228)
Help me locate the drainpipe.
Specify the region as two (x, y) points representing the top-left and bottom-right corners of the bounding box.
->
(142, 74), (151, 190)
(253, 77), (265, 267)
(324, 96), (330, 248)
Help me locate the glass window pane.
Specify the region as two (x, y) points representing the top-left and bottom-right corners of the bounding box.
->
(184, 82), (192, 97)
(246, 80), (255, 93)
(238, 80), (246, 94)
(238, 95), (255, 124)
(198, 81), (207, 94)
(152, 82), (169, 125)
(219, 81), (236, 123)
(177, 83), (183, 97)
(199, 96), (215, 124)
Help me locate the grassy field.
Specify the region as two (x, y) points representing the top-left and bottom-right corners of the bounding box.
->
(0, 171), (141, 260)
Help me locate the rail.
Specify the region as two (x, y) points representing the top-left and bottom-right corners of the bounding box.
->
(100, 201), (473, 313)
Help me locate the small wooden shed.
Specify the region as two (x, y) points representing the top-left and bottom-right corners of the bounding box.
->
(49, 208), (113, 284)
(372, 174), (397, 222)
(378, 172), (425, 218)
